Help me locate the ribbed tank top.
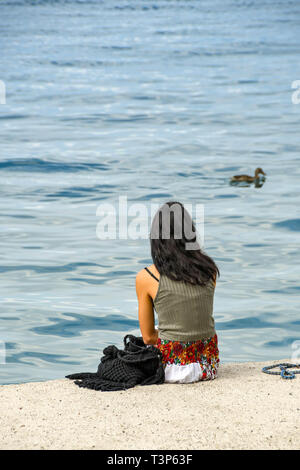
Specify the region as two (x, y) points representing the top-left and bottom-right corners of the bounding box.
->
(153, 274), (216, 342)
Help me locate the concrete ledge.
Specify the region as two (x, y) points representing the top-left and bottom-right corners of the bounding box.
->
(0, 359), (299, 450)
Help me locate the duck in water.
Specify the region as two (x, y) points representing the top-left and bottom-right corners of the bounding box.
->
(230, 167), (266, 187)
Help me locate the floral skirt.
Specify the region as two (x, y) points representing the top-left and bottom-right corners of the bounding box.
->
(154, 334), (219, 384)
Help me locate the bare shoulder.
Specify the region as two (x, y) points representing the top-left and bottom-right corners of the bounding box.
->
(148, 264), (160, 279)
(136, 265), (160, 287)
(136, 268), (152, 298)
(136, 268), (149, 284)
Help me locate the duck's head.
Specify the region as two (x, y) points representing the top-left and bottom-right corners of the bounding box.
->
(255, 167), (266, 177)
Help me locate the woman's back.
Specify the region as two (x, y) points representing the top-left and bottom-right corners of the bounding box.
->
(153, 274), (216, 342)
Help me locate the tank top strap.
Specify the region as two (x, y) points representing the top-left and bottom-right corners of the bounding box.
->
(144, 267), (159, 282)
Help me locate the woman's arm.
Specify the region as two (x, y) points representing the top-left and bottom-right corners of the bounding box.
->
(135, 270), (158, 345)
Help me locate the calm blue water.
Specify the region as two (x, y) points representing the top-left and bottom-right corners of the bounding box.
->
(0, 0), (300, 385)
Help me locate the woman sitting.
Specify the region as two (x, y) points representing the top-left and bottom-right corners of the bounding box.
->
(136, 201), (220, 384)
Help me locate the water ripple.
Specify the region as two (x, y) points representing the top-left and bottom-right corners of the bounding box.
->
(31, 313), (139, 337)
(0, 158), (109, 173)
(273, 219), (300, 232)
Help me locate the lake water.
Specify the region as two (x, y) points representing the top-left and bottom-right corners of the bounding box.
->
(0, 0), (300, 384)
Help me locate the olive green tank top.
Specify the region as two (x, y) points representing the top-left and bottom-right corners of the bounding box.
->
(146, 268), (216, 342)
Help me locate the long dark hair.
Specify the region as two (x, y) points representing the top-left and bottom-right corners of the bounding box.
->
(150, 201), (219, 286)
